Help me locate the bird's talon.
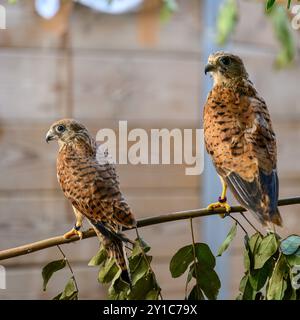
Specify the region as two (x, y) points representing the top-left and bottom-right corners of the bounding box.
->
(63, 228), (83, 240)
(206, 201), (231, 218)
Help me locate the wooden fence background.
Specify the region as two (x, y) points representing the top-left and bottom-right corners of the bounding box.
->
(0, 0), (299, 299)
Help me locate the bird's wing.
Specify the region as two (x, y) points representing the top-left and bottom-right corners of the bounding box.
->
(59, 142), (136, 229)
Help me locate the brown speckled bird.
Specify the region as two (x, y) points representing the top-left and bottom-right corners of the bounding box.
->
(46, 119), (136, 283)
(203, 52), (282, 227)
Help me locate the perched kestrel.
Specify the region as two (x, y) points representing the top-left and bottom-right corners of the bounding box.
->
(46, 119), (136, 283)
(203, 52), (282, 226)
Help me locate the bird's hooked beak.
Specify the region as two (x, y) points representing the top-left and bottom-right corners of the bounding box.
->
(45, 129), (56, 143)
(204, 63), (215, 75)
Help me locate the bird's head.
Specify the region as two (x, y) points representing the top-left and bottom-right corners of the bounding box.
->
(204, 51), (248, 85)
(45, 119), (90, 147)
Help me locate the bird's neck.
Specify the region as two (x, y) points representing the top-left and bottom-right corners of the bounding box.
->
(60, 133), (96, 157)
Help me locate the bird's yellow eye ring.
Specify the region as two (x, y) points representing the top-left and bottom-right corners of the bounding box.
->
(220, 56), (231, 66)
(56, 125), (66, 133)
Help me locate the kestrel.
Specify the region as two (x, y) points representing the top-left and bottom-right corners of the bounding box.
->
(46, 119), (136, 283)
(203, 52), (282, 226)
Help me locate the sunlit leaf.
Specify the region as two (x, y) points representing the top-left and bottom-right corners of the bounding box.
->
(59, 277), (78, 300)
(88, 245), (107, 266)
(98, 258), (120, 284)
(217, 222), (237, 257)
(131, 238), (151, 258)
(42, 259), (66, 291)
(267, 254), (288, 300)
(254, 233), (278, 269)
(131, 256), (152, 286)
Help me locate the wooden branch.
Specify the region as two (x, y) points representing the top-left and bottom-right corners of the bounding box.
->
(0, 196), (299, 261)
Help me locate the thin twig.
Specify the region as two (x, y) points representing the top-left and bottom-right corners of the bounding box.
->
(56, 245), (79, 293)
(135, 227), (163, 300)
(0, 196), (299, 261)
(228, 215), (249, 237)
(189, 218), (201, 299)
(239, 211), (262, 235)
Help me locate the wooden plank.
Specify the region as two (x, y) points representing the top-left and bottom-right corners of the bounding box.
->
(70, 0), (202, 53)
(0, 265), (105, 299)
(0, 124), (200, 190)
(0, 50), (68, 121)
(73, 54), (202, 121)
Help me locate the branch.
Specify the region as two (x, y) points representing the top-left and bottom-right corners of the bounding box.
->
(0, 196), (299, 261)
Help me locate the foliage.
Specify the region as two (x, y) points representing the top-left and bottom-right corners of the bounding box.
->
(170, 242), (221, 300)
(268, 5), (296, 68)
(216, 0), (297, 68)
(237, 232), (300, 300)
(42, 238), (161, 300)
(216, 0), (238, 45)
(160, 0), (179, 22)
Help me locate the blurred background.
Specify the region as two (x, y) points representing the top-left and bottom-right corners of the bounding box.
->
(0, 0), (299, 299)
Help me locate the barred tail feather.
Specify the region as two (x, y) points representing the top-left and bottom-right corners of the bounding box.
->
(91, 221), (132, 285)
(108, 239), (132, 285)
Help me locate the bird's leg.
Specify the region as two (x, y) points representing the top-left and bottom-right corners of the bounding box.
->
(207, 176), (231, 218)
(63, 207), (84, 240)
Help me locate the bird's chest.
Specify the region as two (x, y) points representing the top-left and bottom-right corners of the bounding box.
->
(204, 91), (251, 139)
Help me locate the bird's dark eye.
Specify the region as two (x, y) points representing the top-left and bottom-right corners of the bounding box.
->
(56, 125), (66, 133)
(220, 56), (231, 66)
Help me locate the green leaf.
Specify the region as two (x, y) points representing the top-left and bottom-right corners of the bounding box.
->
(237, 274), (248, 296)
(286, 253), (300, 266)
(98, 258), (121, 284)
(254, 233), (278, 269)
(195, 243), (216, 268)
(243, 243), (251, 271)
(269, 6), (296, 68)
(242, 277), (256, 300)
(145, 289), (160, 300)
(249, 233), (263, 254)
(193, 262), (221, 300)
(42, 259), (66, 291)
(249, 258), (272, 291)
(131, 238), (151, 258)
(216, 0), (238, 45)
(266, 0), (276, 11)
(129, 273), (158, 300)
(187, 285), (205, 300)
(88, 246), (107, 266)
(280, 235), (300, 255)
(217, 222), (237, 257)
(170, 243), (215, 278)
(160, 0), (178, 23)
(267, 254), (288, 300)
(131, 255), (152, 286)
(170, 245), (195, 278)
(287, 0), (292, 9)
(108, 277), (130, 300)
(59, 277), (78, 300)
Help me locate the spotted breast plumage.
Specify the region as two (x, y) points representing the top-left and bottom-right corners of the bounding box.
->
(46, 119), (136, 283)
(203, 52), (282, 227)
